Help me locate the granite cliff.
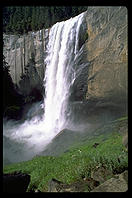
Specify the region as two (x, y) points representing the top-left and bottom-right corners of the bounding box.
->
(70, 6), (128, 124)
(3, 6), (128, 118)
(86, 7), (127, 108)
(3, 29), (49, 96)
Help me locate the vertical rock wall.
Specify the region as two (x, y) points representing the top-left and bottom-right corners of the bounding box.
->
(85, 7), (128, 106)
(3, 7), (128, 118)
(70, 7), (128, 124)
(3, 29), (49, 95)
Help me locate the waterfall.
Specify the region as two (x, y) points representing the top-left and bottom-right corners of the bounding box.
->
(3, 12), (86, 165)
(43, 12), (85, 134)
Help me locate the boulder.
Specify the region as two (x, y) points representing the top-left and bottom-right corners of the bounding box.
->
(48, 178), (63, 192)
(48, 178), (99, 192)
(91, 166), (114, 183)
(91, 170), (128, 192)
(3, 171), (30, 193)
(118, 170), (128, 184)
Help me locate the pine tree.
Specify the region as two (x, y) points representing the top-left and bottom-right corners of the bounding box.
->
(31, 7), (37, 31)
(3, 6), (87, 34)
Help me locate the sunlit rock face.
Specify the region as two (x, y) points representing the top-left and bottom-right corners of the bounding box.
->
(3, 7), (128, 112)
(3, 29), (49, 95)
(70, 7), (128, 125)
(85, 7), (127, 111)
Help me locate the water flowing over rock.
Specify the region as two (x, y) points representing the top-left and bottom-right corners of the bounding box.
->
(43, 12), (87, 134)
(3, 7), (128, 165)
(3, 12), (87, 165)
(69, 6), (128, 126)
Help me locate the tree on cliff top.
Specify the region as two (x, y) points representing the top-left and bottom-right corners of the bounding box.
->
(3, 6), (87, 35)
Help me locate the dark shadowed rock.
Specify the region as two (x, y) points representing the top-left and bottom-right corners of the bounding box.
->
(3, 171), (30, 193)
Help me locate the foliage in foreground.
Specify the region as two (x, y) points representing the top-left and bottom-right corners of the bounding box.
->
(3, 130), (128, 192)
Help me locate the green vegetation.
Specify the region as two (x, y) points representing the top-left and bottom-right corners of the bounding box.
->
(84, 31), (88, 42)
(3, 124), (128, 192)
(3, 6), (88, 35)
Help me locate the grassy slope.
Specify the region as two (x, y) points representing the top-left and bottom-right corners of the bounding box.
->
(3, 116), (128, 192)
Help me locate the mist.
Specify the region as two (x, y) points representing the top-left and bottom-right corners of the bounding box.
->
(3, 12), (87, 166)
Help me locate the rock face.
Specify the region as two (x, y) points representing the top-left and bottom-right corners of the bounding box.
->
(47, 170), (128, 192)
(3, 7), (128, 117)
(70, 6), (128, 125)
(91, 170), (128, 192)
(3, 29), (49, 95)
(85, 6), (128, 111)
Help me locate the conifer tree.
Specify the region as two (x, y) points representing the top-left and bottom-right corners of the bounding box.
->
(3, 6), (87, 34)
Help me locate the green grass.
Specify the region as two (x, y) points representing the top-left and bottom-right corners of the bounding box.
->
(3, 130), (128, 192)
(112, 116), (128, 122)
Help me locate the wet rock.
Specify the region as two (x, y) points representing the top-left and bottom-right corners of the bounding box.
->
(40, 129), (81, 156)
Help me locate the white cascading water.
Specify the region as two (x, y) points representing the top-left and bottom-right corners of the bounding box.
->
(43, 12), (85, 134)
(3, 12), (86, 164)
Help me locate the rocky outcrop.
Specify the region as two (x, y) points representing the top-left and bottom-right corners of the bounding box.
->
(91, 167), (114, 183)
(47, 170), (128, 192)
(48, 178), (99, 192)
(91, 170), (128, 192)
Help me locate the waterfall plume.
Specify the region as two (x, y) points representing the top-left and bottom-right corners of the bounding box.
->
(3, 12), (86, 165)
